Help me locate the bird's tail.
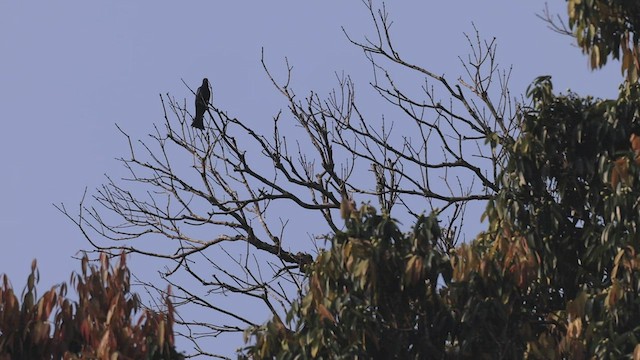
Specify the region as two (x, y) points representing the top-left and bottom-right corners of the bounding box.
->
(191, 116), (205, 130)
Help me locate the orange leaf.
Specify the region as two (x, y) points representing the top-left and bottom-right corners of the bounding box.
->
(317, 303), (335, 324)
(606, 281), (623, 309)
(611, 157), (630, 188)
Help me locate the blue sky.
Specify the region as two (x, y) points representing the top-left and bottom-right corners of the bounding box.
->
(0, 1), (623, 357)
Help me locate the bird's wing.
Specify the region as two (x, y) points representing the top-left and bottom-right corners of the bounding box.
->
(202, 85), (211, 103)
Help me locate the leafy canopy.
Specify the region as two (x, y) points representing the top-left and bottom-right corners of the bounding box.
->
(0, 253), (182, 359)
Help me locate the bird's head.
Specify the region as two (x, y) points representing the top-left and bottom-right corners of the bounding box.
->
(202, 78), (209, 86)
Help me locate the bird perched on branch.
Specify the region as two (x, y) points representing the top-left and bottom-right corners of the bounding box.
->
(192, 78), (210, 130)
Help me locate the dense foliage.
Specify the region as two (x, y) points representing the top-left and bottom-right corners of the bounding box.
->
(242, 208), (452, 358)
(0, 253), (181, 359)
(241, 75), (640, 359)
(568, 0), (640, 80)
(492, 78), (640, 358)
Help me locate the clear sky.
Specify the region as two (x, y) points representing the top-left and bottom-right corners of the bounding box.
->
(0, 1), (623, 357)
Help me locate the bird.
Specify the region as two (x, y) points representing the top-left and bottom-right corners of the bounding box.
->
(192, 78), (210, 130)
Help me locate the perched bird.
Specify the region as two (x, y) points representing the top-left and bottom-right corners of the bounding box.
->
(192, 78), (210, 130)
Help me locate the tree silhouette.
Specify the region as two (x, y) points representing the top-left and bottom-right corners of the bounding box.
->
(59, 1), (520, 357)
(0, 253), (181, 359)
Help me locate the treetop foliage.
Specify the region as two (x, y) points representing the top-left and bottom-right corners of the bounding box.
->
(241, 208), (451, 359)
(567, 0), (640, 80)
(0, 253), (182, 359)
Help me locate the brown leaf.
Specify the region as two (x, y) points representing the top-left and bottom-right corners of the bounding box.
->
(631, 133), (640, 155)
(606, 281), (623, 309)
(611, 157), (630, 188)
(316, 303), (335, 324)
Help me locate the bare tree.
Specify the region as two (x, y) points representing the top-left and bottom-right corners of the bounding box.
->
(57, 1), (519, 357)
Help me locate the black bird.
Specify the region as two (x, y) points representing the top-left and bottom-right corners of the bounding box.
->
(192, 78), (210, 130)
